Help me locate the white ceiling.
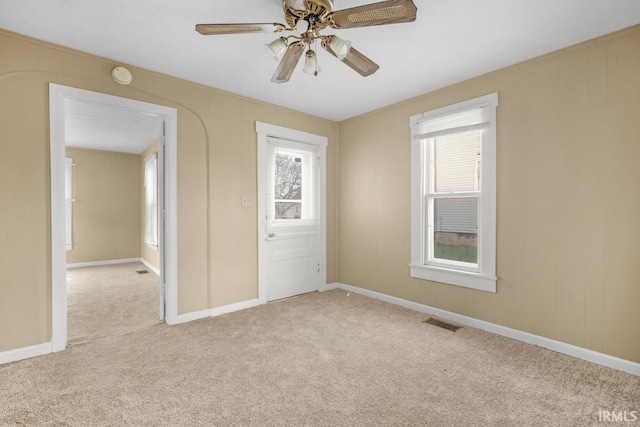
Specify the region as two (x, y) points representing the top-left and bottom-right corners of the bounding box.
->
(1, 0), (640, 122)
(64, 98), (164, 154)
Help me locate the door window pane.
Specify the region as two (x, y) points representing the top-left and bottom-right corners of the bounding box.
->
(275, 201), (302, 219)
(274, 153), (302, 219)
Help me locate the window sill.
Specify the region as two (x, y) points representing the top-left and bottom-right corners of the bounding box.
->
(410, 264), (496, 292)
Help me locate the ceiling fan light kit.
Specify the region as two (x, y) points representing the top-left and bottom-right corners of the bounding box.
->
(196, 0), (417, 83)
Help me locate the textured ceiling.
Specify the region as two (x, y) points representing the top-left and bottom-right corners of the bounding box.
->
(64, 99), (164, 154)
(2, 0), (640, 123)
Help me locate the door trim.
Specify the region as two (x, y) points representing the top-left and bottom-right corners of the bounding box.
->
(49, 84), (179, 352)
(256, 122), (327, 304)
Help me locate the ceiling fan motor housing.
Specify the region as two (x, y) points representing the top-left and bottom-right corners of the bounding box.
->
(284, 0), (333, 32)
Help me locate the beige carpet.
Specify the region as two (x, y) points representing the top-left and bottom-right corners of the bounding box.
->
(66, 262), (161, 345)
(1, 290), (638, 426)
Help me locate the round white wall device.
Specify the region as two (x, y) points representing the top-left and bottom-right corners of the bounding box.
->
(111, 66), (133, 85)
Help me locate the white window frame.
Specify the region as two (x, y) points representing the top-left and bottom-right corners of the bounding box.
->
(410, 93), (498, 292)
(267, 141), (318, 225)
(144, 152), (158, 249)
(65, 157), (73, 251)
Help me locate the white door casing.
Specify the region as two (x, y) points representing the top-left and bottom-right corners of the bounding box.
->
(256, 122), (327, 303)
(49, 84), (178, 352)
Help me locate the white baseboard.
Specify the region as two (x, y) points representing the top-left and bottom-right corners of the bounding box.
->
(174, 299), (260, 325)
(67, 258), (159, 275)
(211, 299), (259, 317)
(332, 282), (640, 377)
(139, 258), (160, 276)
(319, 283), (338, 292)
(66, 258), (141, 269)
(174, 309), (211, 324)
(8, 285), (635, 377)
(0, 342), (52, 365)
(2, 299), (259, 364)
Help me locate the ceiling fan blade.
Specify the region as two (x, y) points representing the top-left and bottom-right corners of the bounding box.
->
(338, 48), (381, 77)
(330, 0), (417, 29)
(195, 23), (283, 35)
(322, 42), (380, 77)
(271, 42), (305, 83)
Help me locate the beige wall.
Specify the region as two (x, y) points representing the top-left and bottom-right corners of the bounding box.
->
(140, 139), (160, 270)
(1, 24), (638, 365)
(0, 29), (338, 352)
(65, 147), (141, 264)
(337, 26), (640, 363)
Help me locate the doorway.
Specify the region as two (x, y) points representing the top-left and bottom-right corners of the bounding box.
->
(49, 84), (178, 352)
(256, 122), (327, 303)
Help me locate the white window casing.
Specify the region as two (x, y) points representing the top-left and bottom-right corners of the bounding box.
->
(410, 93), (498, 292)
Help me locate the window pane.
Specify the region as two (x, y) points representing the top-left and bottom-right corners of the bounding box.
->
(144, 154), (158, 246)
(274, 152), (304, 220)
(433, 197), (478, 264)
(275, 201), (302, 219)
(434, 130), (481, 193)
(275, 153), (302, 201)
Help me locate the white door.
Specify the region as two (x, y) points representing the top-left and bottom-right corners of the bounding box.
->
(257, 123), (327, 303)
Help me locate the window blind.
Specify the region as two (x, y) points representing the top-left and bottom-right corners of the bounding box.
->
(414, 104), (492, 140)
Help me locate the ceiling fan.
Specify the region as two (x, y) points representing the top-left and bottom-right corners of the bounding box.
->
(196, 0), (418, 83)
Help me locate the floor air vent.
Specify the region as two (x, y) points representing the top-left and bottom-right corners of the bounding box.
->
(423, 317), (461, 332)
(136, 270), (149, 275)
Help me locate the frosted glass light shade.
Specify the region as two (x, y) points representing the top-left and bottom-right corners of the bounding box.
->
(303, 50), (320, 75)
(328, 36), (351, 60)
(296, 19), (310, 34)
(265, 37), (288, 61)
